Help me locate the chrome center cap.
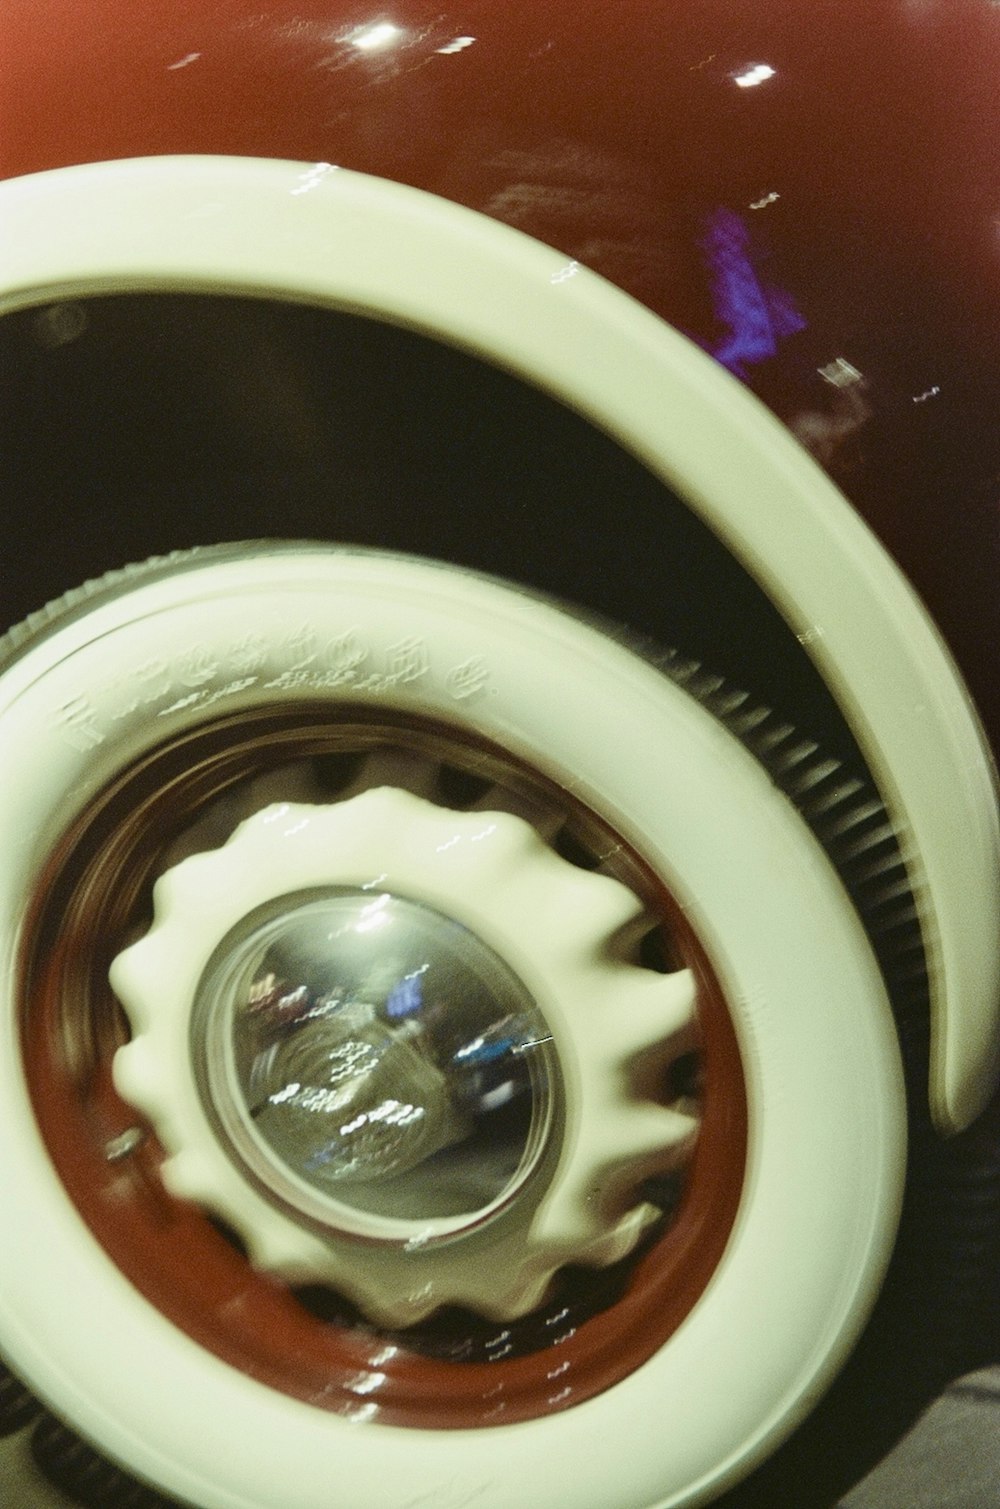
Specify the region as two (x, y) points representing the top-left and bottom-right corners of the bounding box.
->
(194, 887), (559, 1239)
(111, 787), (698, 1324)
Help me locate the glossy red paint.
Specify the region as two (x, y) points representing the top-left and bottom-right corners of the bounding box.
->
(4, 0), (999, 737)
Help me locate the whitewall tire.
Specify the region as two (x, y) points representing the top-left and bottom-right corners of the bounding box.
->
(0, 545), (906, 1509)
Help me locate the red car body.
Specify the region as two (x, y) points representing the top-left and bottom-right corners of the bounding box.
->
(4, 0), (998, 749)
(1, 5), (998, 1509)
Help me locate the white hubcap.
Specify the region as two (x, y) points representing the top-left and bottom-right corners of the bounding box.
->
(111, 786), (698, 1324)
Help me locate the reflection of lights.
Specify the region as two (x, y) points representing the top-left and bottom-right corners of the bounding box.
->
(750, 191), (780, 210)
(355, 894), (390, 932)
(346, 1401), (380, 1424)
(480, 1080), (516, 1111)
(550, 259), (580, 285)
(733, 63), (776, 88)
(912, 385), (941, 403)
(436, 35), (476, 54)
(267, 1081), (301, 1106)
(348, 21), (404, 52)
(291, 161), (337, 197)
(346, 1370), (387, 1396)
(339, 1100), (424, 1137)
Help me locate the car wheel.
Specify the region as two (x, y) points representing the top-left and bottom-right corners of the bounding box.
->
(0, 543), (906, 1509)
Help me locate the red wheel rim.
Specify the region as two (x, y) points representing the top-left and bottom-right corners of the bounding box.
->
(21, 708), (747, 1429)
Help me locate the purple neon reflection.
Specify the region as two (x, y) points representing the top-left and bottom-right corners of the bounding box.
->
(702, 208), (806, 378)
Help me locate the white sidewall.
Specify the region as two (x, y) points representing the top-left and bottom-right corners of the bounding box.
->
(0, 549), (905, 1508)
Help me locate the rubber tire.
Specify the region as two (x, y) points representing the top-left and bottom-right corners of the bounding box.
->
(0, 545), (906, 1509)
